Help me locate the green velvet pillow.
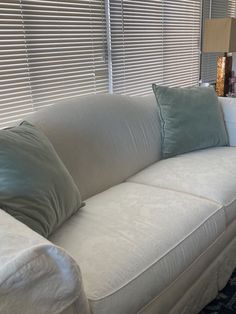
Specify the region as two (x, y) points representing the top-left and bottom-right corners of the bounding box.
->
(152, 84), (228, 159)
(0, 121), (82, 238)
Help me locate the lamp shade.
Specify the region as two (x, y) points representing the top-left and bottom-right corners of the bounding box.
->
(203, 18), (236, 53)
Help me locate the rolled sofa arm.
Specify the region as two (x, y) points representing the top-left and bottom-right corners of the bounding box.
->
(0, 210), (89, 314)
(219, 96), (236, 147)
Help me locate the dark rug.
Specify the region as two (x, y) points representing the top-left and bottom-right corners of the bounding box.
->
(200, 269), (236, 313)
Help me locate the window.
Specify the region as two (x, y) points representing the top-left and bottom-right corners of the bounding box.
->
(20, 0), (108, 109)
(110, 0), (201, 96)
(1, 0), (203, 127)
(0, 0), (107, 127)
(162, 1), (201, 89)
(201, 0), (236, 83)
(0, 1), (33, 128)
(228, 0), (236, 16)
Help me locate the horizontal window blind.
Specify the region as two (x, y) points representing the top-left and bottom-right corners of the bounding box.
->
(201, 0), (219, 84)
(110, 0), (201, 96)
(0, 0), (107, 128)
(162, 1), (201, 88)
(1, 0), (218, 127)
(201, 0), (236, 83)
(110, 0), (164, 96)
(228, 0), (236, 16)
(0, 1), (33, 128)
(20, 0), (108, 109)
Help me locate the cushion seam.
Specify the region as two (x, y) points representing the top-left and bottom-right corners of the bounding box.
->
(127, 180), (222, 206)
(128, 180), (236, 220)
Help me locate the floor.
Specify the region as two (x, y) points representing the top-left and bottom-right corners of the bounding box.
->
(200, 269), (236, 313)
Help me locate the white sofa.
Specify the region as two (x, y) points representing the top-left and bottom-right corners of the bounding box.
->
(1, 94), (236, 314)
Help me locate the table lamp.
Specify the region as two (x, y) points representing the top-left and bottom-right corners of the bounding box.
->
(203, 17), (236, 97)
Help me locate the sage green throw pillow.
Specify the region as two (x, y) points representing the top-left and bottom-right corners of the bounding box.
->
(0, 121), (82, 238)
(152, 85), (228, 158)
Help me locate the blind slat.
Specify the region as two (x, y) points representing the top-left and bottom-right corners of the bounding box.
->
(110, 0), (201, 95)
(22, 0), (108, 110)
(0, 2), (33, 127)
(2, 0), (235, 128)
(0, 0), (108, 128)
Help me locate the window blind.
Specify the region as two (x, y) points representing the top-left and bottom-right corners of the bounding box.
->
(0, 1), (33, 128)
(1, 0), (219, 128)
(162, 1), (201, 88)
(228, 0), (236, 16)
(0, 0), (107, 128)
(110, 0), (201, 96)
(201, 0), (236, 83)
(20, 0), (108, 109)
(110, 0), (164, 96)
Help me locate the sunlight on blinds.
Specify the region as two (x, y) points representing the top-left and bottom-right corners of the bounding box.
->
(2, 0), (232, 128)
(110, 0), (201, 95)
(0, 0), (107, 128)
(0, 1), (33, 128)
(20, 0), (108, 109)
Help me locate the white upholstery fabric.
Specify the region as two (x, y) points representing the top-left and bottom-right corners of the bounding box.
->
(129, 146), (236, 225)
(169, 234), (236, 314)
(61, 219), (236, 314)
(220, 96), (236, 147)
(219, 97), (236, 123)
(28, 94), (161, 200)
(50, 182), (225, 314)
(0, 210), (89, 314)
(139, 216), (236, 314)
(60, 302), (80, 314)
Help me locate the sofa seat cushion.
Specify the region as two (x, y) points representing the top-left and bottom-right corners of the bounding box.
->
(50, 182), (225, 314)
(128, 146), (236, 225)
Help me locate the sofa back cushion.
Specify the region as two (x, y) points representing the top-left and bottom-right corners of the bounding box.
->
(28, 94), (161, 200)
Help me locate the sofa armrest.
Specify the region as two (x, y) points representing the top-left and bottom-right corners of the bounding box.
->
(0, 210), (89, 314)
(219, 96), (236, 147)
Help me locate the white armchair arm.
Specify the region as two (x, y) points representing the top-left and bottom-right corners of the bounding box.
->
(219, 96), (236, 146)
(0, 210), (89, 314)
